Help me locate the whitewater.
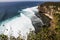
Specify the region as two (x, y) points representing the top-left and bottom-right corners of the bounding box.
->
(0, 6), (44, 40)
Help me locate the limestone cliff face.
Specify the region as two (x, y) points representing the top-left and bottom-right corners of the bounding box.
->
(35, 12), (51, 27)
(33, 12), (51, 33)
(35, 2), (60, 33)
(34, 2), (59, 33)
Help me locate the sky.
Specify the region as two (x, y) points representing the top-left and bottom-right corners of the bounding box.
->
(0, 0), (60, 2)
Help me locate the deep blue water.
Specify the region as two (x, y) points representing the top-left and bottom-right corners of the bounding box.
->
(0, 1), (44, 22)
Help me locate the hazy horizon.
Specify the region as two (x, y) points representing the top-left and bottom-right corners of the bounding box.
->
(0, 0), (60, 2)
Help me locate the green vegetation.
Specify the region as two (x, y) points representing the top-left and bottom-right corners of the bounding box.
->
(0, 2), (60, 40)
(0, 34), (23, 40)
(27, 13), (60, 40)
(0, 34), (8, 40)
(27, 2), (60, 40)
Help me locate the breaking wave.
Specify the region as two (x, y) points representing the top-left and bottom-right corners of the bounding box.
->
(0, 6), (44, 40)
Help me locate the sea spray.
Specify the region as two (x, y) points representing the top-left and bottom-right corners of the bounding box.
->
(0, 6), (44, 40)
(20, 6), (44, 26)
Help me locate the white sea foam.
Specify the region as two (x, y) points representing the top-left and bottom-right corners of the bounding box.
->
(0, 6), (43, 40)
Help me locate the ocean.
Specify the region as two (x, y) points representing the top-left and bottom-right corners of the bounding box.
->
(0, 1), (44, 22)
(0, 1), (44, 40)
